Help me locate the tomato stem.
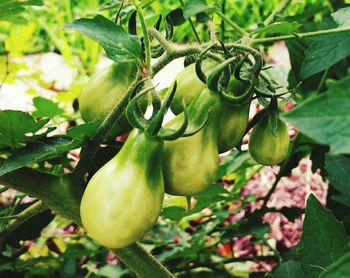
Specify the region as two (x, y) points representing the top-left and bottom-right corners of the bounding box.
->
(132, 0), (152, 76)
(252, 26), (350, 44)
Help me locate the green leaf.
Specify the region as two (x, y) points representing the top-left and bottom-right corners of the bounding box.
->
(318, 252), (350, 278)
(252, 21), (301, 35)
(325, 154), (350, 207)
(66, 120), (101, 141)
(161, 184), (231, 221)
(300, 194), (348, 278)
(32, 97), (64, 118)
(282, 72), (350, 154)
(65, 15), (141, 63)
(0, 0), (43, 22)
(273, 260), (306, 278)
(215, 150), (255, 179)
(0, 110), (49, 149)
(0, 136), (80, 176)
(332, 7), (350, 28)
(300, 7), (350, 79)
(167, 8), (186, 26)
(183, 0), (212, 19)
(98, 265), (129, 278)
(161, 206), (187, 222)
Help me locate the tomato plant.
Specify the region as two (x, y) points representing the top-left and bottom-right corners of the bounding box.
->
(0, 1), (350, 277)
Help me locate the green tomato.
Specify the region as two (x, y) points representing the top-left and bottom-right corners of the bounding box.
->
(79, 62), (138, 136)
(163, 89), (220, 196)
(248, 115), (290, 166)
(217, 77), (251, 153)
(80, 129), (164, 249)
(170, 62), (213, 115)
(217, 101), (250, 153)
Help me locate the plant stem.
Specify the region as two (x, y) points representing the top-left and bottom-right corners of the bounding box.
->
(132, 0), (152, 76)
(0, 201), (47, 248)
(260, 170), (284, 209)
(213, 8), (248, 37)
(115, 244), (175, 277)
(179, 0), (201, 43)
(220, 0), (226, 41)
(175, 255), (278, 272)
(252, 26), (350, 44)
(316, 68), (329, 94)
(0, 166), (175, 277)
(73, 76), (141, 181)
(263, 0), (291, 26)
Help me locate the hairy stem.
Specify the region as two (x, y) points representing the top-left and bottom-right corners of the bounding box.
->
(115, 244), (175, 277)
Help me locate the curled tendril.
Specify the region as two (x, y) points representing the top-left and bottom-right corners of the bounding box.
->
(158, 101), (189, 140)
(126, 81), (190, 140)
(195, 42), (219, 84)
(218, 75), (257, 106)
(126, 83), (156, 130)
(206, 56), (238, 92)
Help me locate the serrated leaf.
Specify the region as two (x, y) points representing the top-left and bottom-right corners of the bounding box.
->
(65, 15), (141, 62)
(282, 72), (350, 154)
(32, 97), (64, 118)
(0, 136), (80, 176)
(182, 0), (212, 19)
(252, 21), (301, 36)
(300, 194), (348, 278)
(318, 252), (350, 278)
(325, 154), (350, 207)
(300, 7), (350, 79)
(273, 260), (306, 278)
(0, 110), (49, 149)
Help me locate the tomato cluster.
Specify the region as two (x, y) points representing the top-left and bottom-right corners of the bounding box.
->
(78, 60), (290, 249)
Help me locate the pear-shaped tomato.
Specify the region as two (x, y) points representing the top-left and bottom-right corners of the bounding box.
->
(80, 129), (164, 249)
(217, 77), (250, 153)
(248, 115), (290, 166)
(217, 102), (250, 153)
(170, 62), (213, 115)
(163, 89), (220, 196)
(79, 62), (139, 136)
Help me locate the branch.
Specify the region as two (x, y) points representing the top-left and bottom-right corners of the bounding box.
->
(252, 26), (350, 44)
(213, 8), (248, 37)
(0, 166), (174, 277)
(263, 0), (291, 26)
(0, 200), (47, 248)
